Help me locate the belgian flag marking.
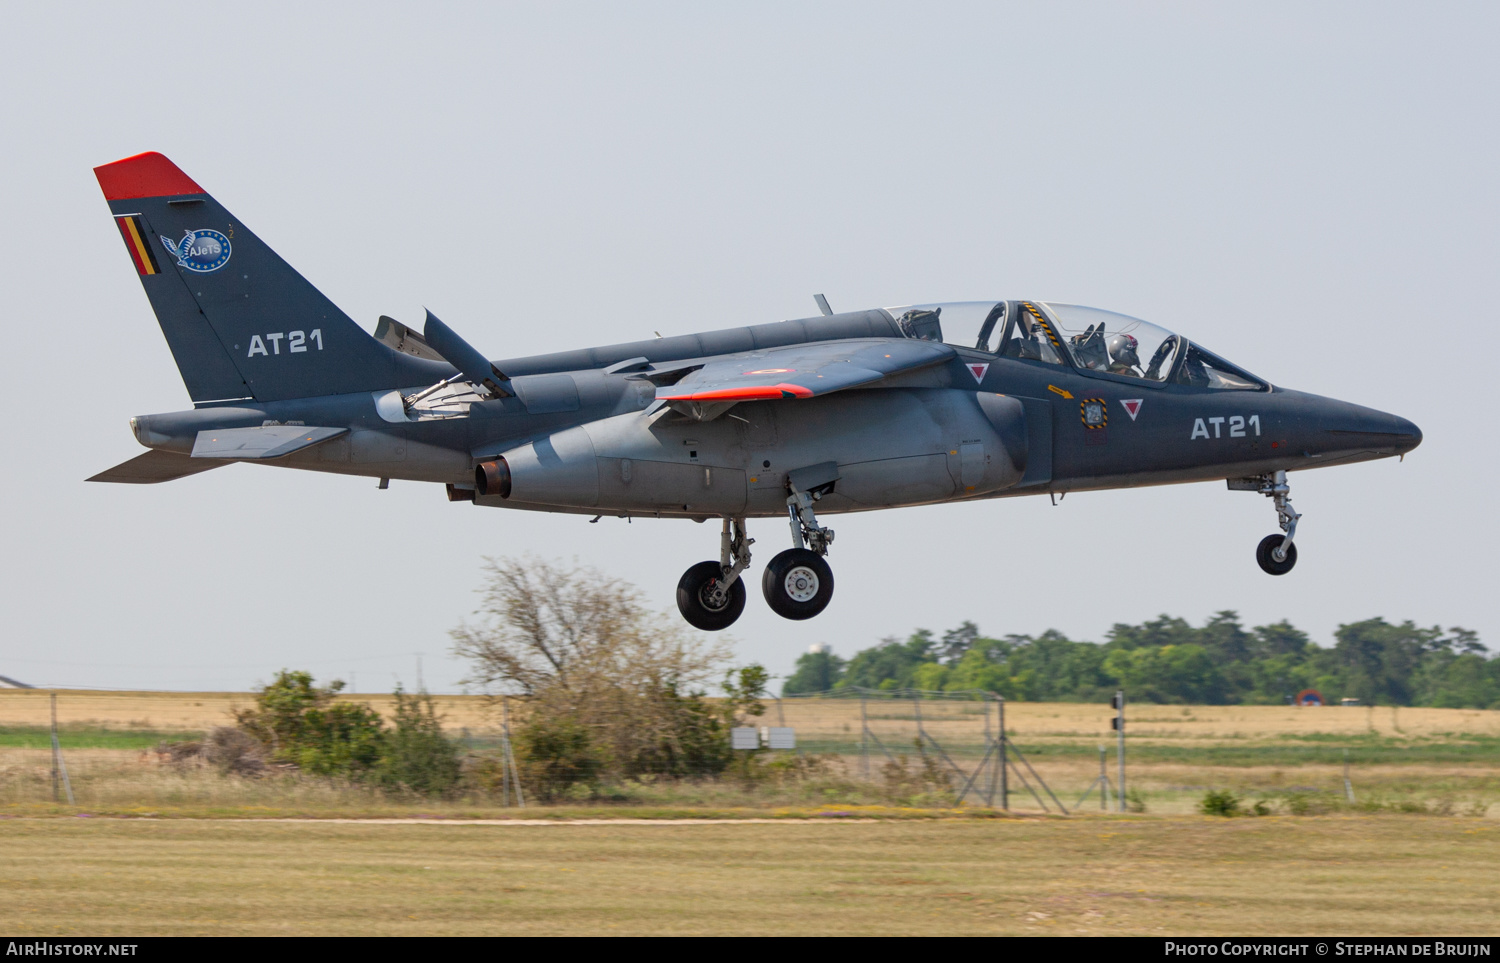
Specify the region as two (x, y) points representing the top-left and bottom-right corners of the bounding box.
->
(114, 214), (160, 276)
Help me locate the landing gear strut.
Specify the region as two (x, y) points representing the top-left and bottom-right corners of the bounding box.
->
(1253, 470), (1300, 576)
(676, 518), (753, 630)
(763, 481), (836, 620)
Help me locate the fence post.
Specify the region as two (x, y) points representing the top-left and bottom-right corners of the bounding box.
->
(49, 693), (74, 806)
(998, 697), (1009, 810)
(860, 692), (869, 780)
(1115, 689), (1126, 813)
(50, 693), (59, 803)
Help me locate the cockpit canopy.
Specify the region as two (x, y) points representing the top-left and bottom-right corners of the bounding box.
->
(884, 300), (1267, 391)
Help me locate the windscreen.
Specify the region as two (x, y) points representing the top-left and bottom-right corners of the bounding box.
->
(883, 302), (1005, 349)
(1038, 302), (1181, 382)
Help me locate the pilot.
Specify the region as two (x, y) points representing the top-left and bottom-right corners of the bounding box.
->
(1106, 333), (1142, 377)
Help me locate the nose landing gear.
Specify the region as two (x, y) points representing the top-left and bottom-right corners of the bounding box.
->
(1239, 470), (1301, 575)
(676, 517), (753, 630)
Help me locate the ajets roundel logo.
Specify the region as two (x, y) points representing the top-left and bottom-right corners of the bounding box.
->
(160, 229), (231, 273)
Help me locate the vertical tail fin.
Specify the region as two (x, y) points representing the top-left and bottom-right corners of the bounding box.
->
(95, 152), (444, 404)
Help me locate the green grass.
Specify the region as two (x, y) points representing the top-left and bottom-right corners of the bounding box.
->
(0, 726), (197, 750)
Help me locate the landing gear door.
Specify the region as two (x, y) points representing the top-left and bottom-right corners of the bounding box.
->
(1016, 397), (1052, 488)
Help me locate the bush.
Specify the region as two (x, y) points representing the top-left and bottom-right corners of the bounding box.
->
(233, 670), (461, 795)
(1199, 789), (1241, 816)
(376, 688), (461, 795)
(516, 713), (604, 801)
(204, 726), (266, 776)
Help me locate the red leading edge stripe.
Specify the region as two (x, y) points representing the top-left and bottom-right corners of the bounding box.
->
(660, 383), (816, 402)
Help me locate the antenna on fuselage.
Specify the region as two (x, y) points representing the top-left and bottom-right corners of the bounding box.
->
(814, 294), (833, 316)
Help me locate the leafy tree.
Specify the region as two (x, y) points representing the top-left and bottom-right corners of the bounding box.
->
(781, 648), (846, 695)
(1103, 644), (1228, 704)
(824, 613), (1495, 707)
(938, 621), (981, 664)
(837, 632), (936, 690)
(453, 556), (768, 782)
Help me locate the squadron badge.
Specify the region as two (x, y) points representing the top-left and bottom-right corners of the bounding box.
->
(160, 229), (231, 273)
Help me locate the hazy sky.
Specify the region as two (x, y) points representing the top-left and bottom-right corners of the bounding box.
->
(1, 2), (1494, 693)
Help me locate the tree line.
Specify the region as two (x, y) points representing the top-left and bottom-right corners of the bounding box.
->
(782, 613), (1499, 708)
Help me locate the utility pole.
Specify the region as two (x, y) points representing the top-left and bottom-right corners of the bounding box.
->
(1111, 690), (1126, 812)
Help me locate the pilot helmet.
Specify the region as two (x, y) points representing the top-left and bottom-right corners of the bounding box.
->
(1107, 333), (1141, 368)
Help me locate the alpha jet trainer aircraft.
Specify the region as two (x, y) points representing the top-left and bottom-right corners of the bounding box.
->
(91, 151), (1422, 630)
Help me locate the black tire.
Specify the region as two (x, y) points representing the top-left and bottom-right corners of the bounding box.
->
(676, 561), (746, 631)
(762, 549), (835, 620)
(1256, 534), (1298, 575)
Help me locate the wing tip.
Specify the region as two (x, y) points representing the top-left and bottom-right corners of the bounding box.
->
(94, 151), (205, 201)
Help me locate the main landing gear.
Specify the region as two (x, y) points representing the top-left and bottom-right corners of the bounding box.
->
(1249, 469), (1301, 575)
(674, 480), (839, 629)
(763, 482), (836, 621)
(676, 518), (753, 631)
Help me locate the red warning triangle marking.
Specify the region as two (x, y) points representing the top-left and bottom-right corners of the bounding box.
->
(967, 363), (989, 384)
(1121, 399), (1143, 421)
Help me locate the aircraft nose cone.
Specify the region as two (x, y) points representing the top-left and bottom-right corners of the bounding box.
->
(1392, 415), (1422, 453)
(1327, 403), (1422, 455)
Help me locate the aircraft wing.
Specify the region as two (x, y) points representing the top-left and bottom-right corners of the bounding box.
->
(87, 449), (231, 484)
(190, 426), (347, 459)
(654, 339), (954, 404)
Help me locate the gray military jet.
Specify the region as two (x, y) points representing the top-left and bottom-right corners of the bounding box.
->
(91, 152), (1422, 630)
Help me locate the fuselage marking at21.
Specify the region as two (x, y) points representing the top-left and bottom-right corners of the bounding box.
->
(1191, 414), (1260, 439)
(247, 329), (323, 357)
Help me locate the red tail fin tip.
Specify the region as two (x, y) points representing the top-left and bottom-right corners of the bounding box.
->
(94, 152), (204, 201)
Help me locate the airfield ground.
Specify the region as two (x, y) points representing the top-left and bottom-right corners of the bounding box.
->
(1, 691), (1496, 935)
(3, 815), (1497, 936)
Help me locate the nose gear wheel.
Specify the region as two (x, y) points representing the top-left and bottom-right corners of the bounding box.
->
(1255, 534), (1298, 576)
(1233, 469), (1302, 575)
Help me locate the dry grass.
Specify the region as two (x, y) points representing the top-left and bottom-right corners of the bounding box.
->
(777, 698), (1500, 749)
(0, 689), (499, 732)
(11, 689), (1494, 746)
(2, 815), (1497, 935)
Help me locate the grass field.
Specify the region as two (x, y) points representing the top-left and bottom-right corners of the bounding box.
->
(3, 815), (1497, 936)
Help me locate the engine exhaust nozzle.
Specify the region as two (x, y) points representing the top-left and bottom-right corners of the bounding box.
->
(475, 459), (511, 499)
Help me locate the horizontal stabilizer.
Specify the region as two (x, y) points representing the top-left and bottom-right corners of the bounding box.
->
(87, 449), (229, 484)
(374, 315), (449, 363)
(191, 426), (347, 460)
